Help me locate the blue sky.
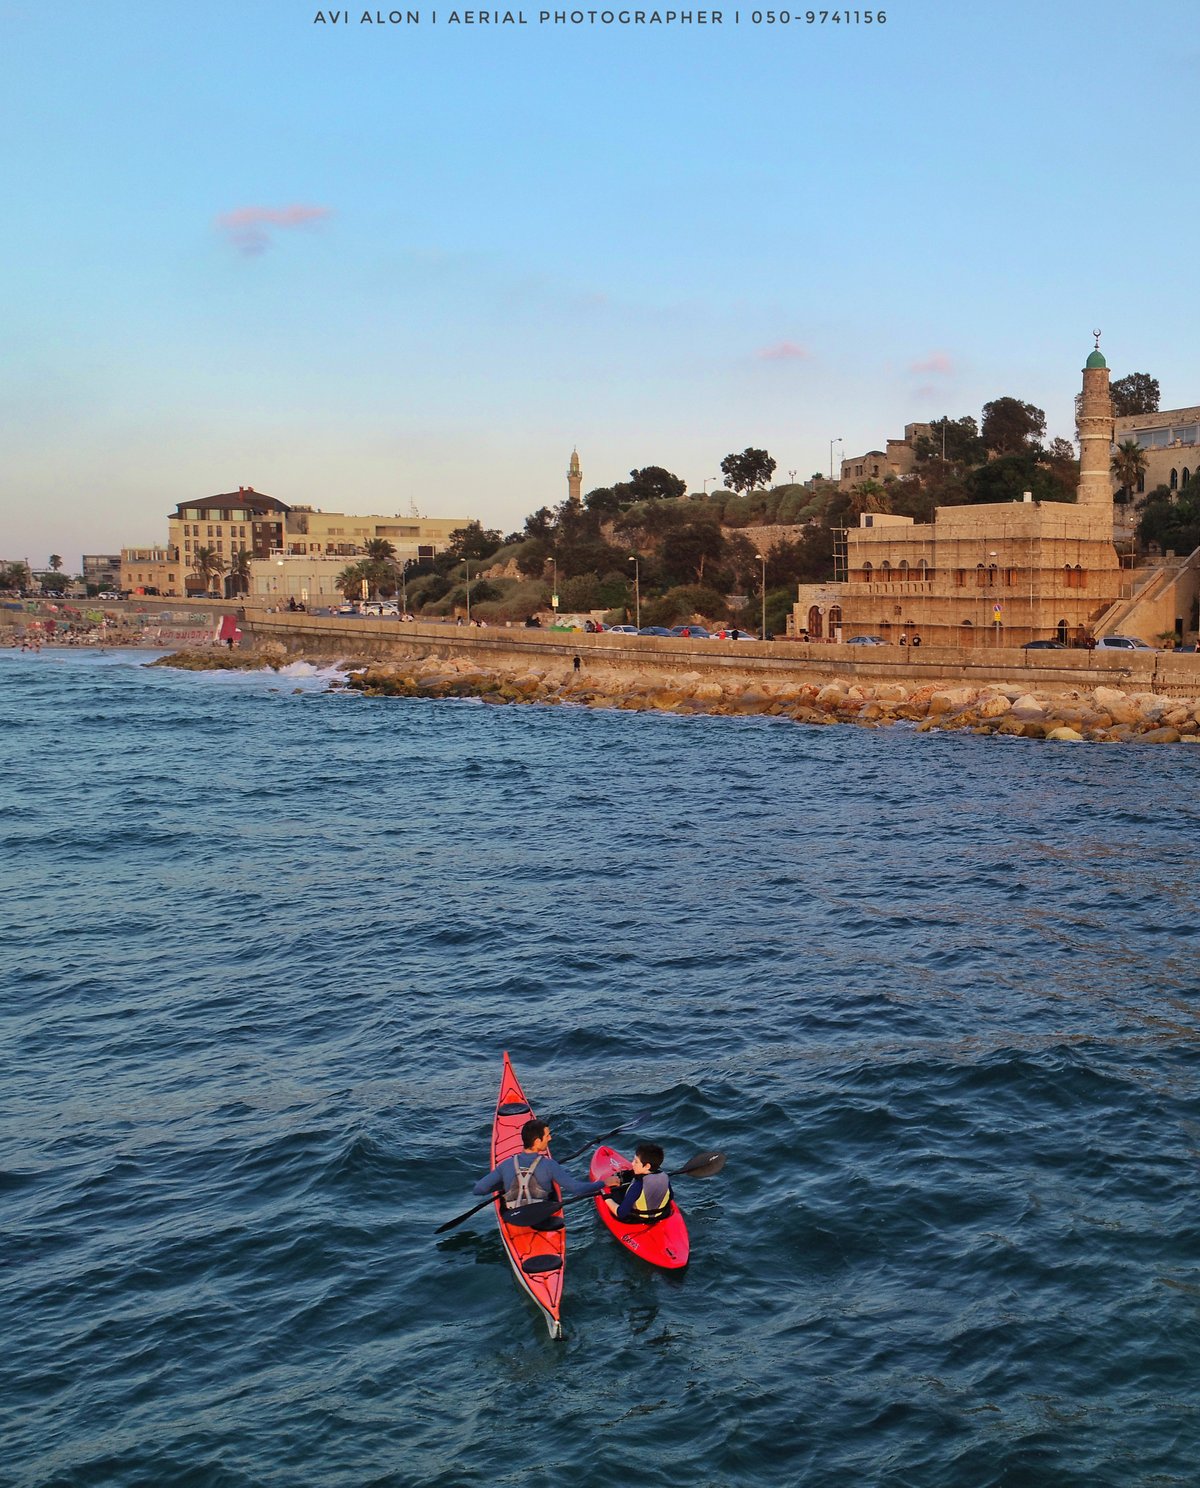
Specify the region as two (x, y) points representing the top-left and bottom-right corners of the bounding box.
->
(2, 0), (1197, 568)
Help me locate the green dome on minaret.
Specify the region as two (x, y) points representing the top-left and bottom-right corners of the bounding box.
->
(1086, 348), (1107, 369)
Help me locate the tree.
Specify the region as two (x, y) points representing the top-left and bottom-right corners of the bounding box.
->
(583, 486), (624, 522)
(523, 507), (554, 542)
(1111, 372), (1160, 418)
(336, 561), (370, 600)
(719, 447), (777, 497)
(191, 546), (224, 594)
(1111, 440), (1148, 505)
(660, 521), (726, 586)
(848, 480), (891, 518)
(914, 416), (986, 466)
(363, 538), (396, 563)
(627, 466), (686, 503)
(1, 562), (31, 592)
(981, 397), (1047, 455)
(447, 521), (503, 561)
(228, 548), (253, 596)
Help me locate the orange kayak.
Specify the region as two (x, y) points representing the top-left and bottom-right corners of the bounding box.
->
(491, 1052), (565, 1339)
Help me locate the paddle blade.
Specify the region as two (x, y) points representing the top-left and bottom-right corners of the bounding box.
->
(673, 1150), (726, 1179)
(434, 1192), (498, 1234)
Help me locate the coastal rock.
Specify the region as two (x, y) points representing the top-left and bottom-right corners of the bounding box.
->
(1010, 694), (1046, 722)
(1046, 726), (1084, 742)
(978, 693), (1012, 719)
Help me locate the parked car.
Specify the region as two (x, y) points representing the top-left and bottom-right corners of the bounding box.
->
(711, 627), (757, 640)
(638, 626), (673, 637)
(1023, 639), (1067, 650)
(98, 591), (121, 601)
(606, 624), (640, 635)
(669, 625), (712, 639)
(846, 634), (887, 646)
(1094, 635), (1155, 652)
(360, 601), (399, 617)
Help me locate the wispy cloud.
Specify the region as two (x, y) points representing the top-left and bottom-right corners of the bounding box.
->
(215, 204), (334, 256)
(755, 341), (810, 362)
(909, 351), (954, 375)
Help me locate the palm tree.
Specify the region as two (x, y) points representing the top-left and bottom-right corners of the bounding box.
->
(1111, 440), (1148, 506)
(228, 548), (253, 597)
(191, 546), (224, 595)
(48, 554), (63, 571)
(337, 561), (371, 601)
(363, 538), (396, 562)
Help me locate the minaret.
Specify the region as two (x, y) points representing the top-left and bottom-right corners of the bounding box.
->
(1076, 331), (1114, 509)
(567, 448), (582, 503)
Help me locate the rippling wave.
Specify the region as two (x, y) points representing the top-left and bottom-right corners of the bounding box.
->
(1, 651), (1197, 1487)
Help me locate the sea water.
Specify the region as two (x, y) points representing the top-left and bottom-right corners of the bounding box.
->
(2, 649), (1197, 1487)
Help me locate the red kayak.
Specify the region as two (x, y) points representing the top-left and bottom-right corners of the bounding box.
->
(491, 1052), (565, 1339)
(589, 1145), (690, 1269)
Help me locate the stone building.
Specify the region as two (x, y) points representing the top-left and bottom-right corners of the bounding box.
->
(567, 448), (582, 503)
(1113, 404), (1200, 498)
(839, 424), (932, 490)
(793, 345), (1125, 647)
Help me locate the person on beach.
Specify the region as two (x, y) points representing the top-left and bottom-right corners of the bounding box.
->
(604, 1142), (673, 1225)
(473, 1120), (607, 1226)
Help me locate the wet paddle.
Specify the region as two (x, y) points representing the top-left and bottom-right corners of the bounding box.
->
(556, 1109), (653, 1165)
(434, 1190), (502, 1235)
(505, 1150), (726, 1228)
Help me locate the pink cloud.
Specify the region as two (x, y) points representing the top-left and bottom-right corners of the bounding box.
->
(755, 341), (811, 362)
(215, 204), (334, 256)
(909, 351), (954, 375)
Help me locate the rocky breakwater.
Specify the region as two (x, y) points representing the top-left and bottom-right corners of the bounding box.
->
(342, 658), (1200, 743)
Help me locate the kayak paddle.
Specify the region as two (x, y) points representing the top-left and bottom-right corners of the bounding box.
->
(556, 1109), (653, 1165)
(434, 1189), (502, 1235)
(505, 1149), (726, 1228)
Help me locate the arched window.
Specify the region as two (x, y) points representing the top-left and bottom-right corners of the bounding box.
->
(917, 558), (929, 581)
(1057, 618), (1068, 645)
(1184, 468), (1192, 488)
(828, 604), (842, 632)
(862, 561), (873, 582)
(808, 605), (823, 640)
(1063, 563), (1075, 589)
(1170, 468), (1179, 491)
(1074, 563), (1085, 589)
(976, 564), (987, 587)
(898, 559), (910, 579)
(987, 564), (998, 587)
(1137, 471), (1146, 494)
(880, 560), (892, 581)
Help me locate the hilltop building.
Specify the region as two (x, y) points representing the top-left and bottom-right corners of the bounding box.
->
(1113, 404), (1200, 498)
(839, 424), (932, 490)
(792, 344), (1125, 647)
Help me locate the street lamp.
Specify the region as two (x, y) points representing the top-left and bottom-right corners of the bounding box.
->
(551, 557), (559, 612)
(788, 469), (797, 484)
(830, 437), (843, 481)
(703, 476), (719, 494)
(399, 557), (411, 614)
(465, 559), (471, 623)
(755, 552), (767, 640)
(628, 555), (640, 628)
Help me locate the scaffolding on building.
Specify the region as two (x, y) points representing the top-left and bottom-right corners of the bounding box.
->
(832, 527), (849, 584)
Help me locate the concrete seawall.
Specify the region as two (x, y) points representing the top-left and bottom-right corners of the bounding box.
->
(243, 611), (1200, 697)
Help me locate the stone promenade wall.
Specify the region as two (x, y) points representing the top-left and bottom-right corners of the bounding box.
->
(243, 612), (1200, 697)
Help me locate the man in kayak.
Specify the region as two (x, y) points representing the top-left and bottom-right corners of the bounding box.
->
(603, 1143), (673, 1224)
(473, 1120), (607, 1225)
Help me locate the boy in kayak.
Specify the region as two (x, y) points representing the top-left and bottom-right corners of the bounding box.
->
(473, 1120), (607, 1224)
(604, 1143), (673, 1224)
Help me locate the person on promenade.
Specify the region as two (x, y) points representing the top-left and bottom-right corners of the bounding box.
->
(473, 1120), (607, 1226)
(604, 1143), (673, 1225)
(911, 634), (921, 648)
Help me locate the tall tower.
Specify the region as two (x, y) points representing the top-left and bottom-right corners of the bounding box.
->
(1076, 332), (1114, 509)
(567, 448), (582, 504)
